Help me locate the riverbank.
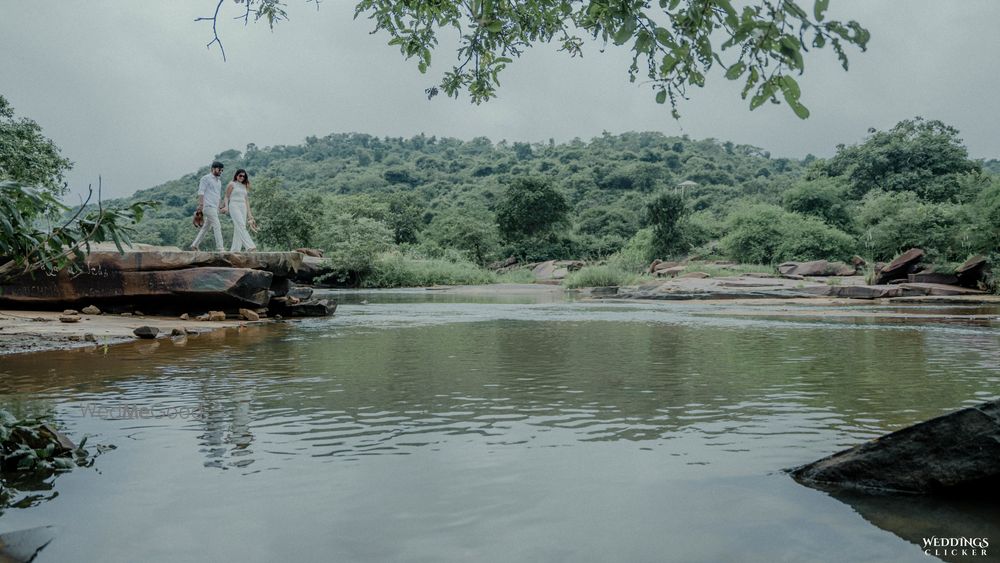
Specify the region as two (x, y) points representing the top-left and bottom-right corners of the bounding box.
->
(0, 310), (268, 356)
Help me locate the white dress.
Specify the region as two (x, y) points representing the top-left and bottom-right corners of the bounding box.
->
(227, 182), (257, 252)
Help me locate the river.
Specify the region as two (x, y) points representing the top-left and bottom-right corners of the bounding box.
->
(1, 290), (998, 562)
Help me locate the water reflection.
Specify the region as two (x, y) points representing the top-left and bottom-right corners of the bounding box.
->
(824, 489), (1000, 562)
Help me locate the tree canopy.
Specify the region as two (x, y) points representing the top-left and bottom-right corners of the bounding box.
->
(200, 0), (869, 117)
(0, 96), (154, 280)
(0, 95), (72, 196)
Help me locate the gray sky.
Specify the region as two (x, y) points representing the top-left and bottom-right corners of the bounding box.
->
(2, 1), (1000, 200)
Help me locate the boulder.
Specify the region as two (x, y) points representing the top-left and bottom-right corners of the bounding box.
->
(955, 255), (989, 288)
(791, 398), (1000, 494)
(874, 248), (924, 284)
(532, 260), (584, 281)
(81, 305), (101, 315)
(850, 255), (867, 267)
(238, 308), (260, 321)
(647, 260), (680, 274)
(207, 311), (226, 322)
(58, 315), (80, 323)
(287, 285), (314, 301)
(133, 326), (159, 339)
(777, 260), (857, 277)
(291, 255), (336, 285)
(678, 272), (710, 279)
(654, 266), (685, 278)
(269, 297), (337, 317)
(0, 267), (273, 311)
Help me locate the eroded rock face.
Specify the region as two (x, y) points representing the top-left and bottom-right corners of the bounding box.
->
(791, 398), (1000, 494)
(874, 248), (924, 284)
(0, 268), (273, 311)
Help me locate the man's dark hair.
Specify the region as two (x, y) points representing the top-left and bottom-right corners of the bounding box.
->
(211, 161), (224, 169)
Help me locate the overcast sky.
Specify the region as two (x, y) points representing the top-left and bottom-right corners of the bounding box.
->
(2, 1), (1000, 200)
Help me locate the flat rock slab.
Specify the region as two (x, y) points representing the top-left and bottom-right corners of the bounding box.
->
(791, 398), (1000, 494)
(899, 283), (985, 297)
(0, 267), (273, 310)
(83, 251), (303, 277)
(828, 285), (902, 299)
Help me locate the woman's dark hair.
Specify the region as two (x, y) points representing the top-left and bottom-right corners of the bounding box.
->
(232, 169), (250, 186)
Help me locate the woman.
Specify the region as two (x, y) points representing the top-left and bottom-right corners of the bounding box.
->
(220, 169), (258, 252)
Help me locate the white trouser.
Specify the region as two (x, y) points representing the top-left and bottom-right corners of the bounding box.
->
(229, 201), (256, 252)
(191, 206), (224, 251)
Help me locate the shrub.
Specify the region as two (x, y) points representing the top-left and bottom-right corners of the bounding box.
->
(607, 228), (655, 272)
(314, 214), (394, 284)
(857, 190), (964, 261)
(720, 204), (856, 264)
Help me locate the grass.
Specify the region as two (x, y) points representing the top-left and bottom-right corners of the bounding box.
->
(562, 265), (647, 289)
(361, 253), (496, 288)
(679, 261), (773, 278)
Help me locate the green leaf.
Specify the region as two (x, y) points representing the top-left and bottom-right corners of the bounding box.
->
(655, 90), (667, 104)
(814, 0), (830, 21)
(725, 62), (745, 80)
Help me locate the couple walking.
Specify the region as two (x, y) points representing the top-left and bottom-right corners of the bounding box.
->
(190, 160), (258, 252)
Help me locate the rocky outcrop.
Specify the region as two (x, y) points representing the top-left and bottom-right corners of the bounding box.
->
(874, 248), (924, 284)
(0, 267), (273, 311)
(791, 398), (1000, 494)
(955, 255), (989, 288)
(778, 260), (857, 277)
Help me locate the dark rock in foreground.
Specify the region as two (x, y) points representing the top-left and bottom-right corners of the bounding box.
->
(791, 398), (1000, 494)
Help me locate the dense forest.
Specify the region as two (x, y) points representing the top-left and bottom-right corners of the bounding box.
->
(120, 118), (1000, 287)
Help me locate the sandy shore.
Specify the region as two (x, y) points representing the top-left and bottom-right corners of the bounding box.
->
(0, 310), (266, 356)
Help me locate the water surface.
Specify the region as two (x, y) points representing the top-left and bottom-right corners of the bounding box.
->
(1, 292), (998, 562)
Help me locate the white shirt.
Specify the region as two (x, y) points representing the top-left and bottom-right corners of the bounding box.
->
(198, 173), (223, 208)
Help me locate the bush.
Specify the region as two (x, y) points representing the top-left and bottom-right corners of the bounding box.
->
(857, 190), (965, 261)
(646, 190), (690, 258)
(314, 214), (394, 284)
(720, 204), (856, 264)
(607, 228), (655, 272)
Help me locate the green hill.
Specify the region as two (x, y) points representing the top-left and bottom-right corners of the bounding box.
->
(118, 121), (1000, 289)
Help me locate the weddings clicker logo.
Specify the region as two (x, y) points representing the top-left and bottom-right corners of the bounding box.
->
(923, 536), (989, 557)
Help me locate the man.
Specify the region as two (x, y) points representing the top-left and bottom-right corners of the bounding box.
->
(190, 161), (225, 251)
